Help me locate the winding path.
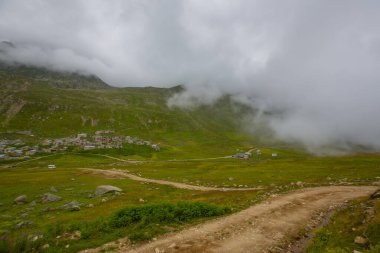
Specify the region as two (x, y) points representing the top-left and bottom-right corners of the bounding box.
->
(82, 186), (378, 253)
(81, 168), (264, 191)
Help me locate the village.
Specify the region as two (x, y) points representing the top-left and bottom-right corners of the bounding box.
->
(0, 130), (160, 161)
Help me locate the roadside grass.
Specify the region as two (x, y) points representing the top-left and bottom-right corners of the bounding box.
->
(306, 197), (380, 253)
(0, 202), (231, 253)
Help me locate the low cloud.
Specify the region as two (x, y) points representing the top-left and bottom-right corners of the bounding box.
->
(1, 0), (380, 151)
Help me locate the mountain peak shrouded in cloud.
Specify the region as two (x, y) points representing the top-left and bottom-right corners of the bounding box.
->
(1, 0), (380, 151)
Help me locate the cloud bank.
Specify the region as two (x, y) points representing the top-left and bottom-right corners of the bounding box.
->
(1, 0), (380, 150)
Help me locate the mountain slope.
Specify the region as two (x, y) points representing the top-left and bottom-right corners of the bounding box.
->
(0, 63), (259, 156)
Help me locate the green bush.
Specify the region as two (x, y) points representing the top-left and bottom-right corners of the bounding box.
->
(110, 202), (231, 228)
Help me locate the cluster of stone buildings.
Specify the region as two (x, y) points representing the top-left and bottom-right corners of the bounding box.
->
(0, 131), (160, 161)
(0, 139), (39, 160)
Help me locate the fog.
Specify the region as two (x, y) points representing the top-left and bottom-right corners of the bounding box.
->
(1, 0), (380, 151)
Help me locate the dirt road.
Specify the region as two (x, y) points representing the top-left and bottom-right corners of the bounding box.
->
(81, 168), (264, 191)
(82, 186), (378, 253)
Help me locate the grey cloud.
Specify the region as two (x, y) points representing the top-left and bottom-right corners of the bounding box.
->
(1, 0), (380, 151)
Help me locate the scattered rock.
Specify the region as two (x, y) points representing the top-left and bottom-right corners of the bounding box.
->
(41, 207), (57, 212)
(15, 221), (33, 229)
(71, 230), (81, 240)
(41, 244), (49, 249)
(14, 195), (28, 204)
(50, 186), (58, 193)
(61, 201), (81, 211)
(87, 194), (94, 199)
(95, 185), (122, 196)
(354, 236), (368, 245)
(42, 193), (62, 203)
(20, 213), (28, 218)
(29, 201), (37, 207)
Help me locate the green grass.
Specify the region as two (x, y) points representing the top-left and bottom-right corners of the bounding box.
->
(306, 197), (380, 253)
(0, 202), (230, 253)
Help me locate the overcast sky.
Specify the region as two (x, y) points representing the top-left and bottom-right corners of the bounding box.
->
(1, 0), (380, 151)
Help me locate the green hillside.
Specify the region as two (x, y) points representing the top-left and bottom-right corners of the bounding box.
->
(0, 63), (262, 158)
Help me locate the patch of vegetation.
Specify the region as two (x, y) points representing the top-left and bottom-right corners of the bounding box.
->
(306, 196), (380, 253)
(0, 202), (231, 253)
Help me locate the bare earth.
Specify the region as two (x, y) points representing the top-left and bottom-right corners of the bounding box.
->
(81, 168), (264, 191)
(82, 186), (378, 253)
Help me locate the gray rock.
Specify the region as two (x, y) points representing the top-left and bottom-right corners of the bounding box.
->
(61, 201), (80, 211)
(15, 195), (28, 204)
(20, 213), (28, 218)
(95, 185), (122, 196)
(15, 221), (33, 229)
(29, 201), (37, 207)
(42, 193), (62, 203)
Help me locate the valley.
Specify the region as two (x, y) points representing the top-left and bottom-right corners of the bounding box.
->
(0, 65), (379, 253)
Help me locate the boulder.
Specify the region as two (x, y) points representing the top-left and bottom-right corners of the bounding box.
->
(95, 185), (122, 196)
(42, 193), (62, 203)
(61, 201), (80, 211)
(14, 195), (28, 204)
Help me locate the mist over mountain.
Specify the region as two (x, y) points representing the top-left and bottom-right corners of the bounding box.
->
(1, 0), (380, 151)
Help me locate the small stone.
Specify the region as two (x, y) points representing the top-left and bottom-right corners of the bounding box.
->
(42, 193), (62, 203)
(41, 244), (49, 249)
(101, 198), (108, 203)
(354, 236), (367, 244)
(50, 186), (58, 193)
(61, 201), (81, 211)
(29, 201), (37, 207)
(20, 213), (28, 218)
(65, 244), (70, 248)
(228, 177), (234, 181)
(14, 195), (28, 204)
(296, 181), (303, 186)
(88, 204), (94, 208)
(354, 250), (363, 253)
(139, 198), (145, 203)
(15, 220), (33, 229)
